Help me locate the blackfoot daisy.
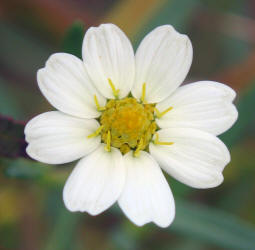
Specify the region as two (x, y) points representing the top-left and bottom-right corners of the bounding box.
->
(25, 24), (238, 227)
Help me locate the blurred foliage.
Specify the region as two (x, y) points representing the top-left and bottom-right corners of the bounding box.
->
(133, 0), (200, 48)
(0, 116), (27, 158)
(1, 0), (255, 250)
(3, 158), (49, 180)
(62, 21), (85, 59)
(171, 200), (255, 250)
(43, 208), (81, 250)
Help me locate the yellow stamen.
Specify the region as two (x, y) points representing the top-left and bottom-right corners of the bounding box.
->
(108, 78), (120, 99)
(134, 138), (144, 157)
(155, 107), (173, 118)
(94, 95), (105, 111)
(154, 133), (174, 146)
(87, 125), (104, 138)
(141, 83), (147, 104)
(104, 130), (111, 152)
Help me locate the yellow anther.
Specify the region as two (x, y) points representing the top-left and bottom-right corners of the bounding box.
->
(134, 138), (144, 157)
(104, 130), (111, 152)
(141, 83), (147, 104)
(94, 95), (106, 111)
(108, 78), (120, 99)
(87, 125), (104, 139)
(155, 107), (173, 118)
(154, 133), (174, 146)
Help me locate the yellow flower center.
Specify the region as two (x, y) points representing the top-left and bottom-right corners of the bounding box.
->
(87, 80), (174, 157)
(100, 97), (157, 155)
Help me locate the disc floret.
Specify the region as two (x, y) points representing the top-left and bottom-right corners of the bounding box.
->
(100, 97), (156, 154)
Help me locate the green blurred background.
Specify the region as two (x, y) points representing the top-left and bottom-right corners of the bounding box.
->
(1, 0), (255, 249)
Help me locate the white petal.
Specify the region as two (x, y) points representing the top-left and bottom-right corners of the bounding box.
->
(132, 25), (192, 103)
(38, 53), (106, 119)
(149, 128), (230, 189)
(63, 145), (125, 215)
(82, 23), (135, 99)
(156, 81), (238, 135)
(118, 151), (175, 228)
(25, 111), (100, 164)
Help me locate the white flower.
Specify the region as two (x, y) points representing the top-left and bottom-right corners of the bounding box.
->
(24, 24), (238, 228)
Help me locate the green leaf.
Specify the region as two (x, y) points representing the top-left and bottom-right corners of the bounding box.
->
(62, 21), (85, 58)
(171, 199), (255, 250)
(42, 208), (81, 250)
(42, 191), (81, 250)
(110, 199), (255, 249)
